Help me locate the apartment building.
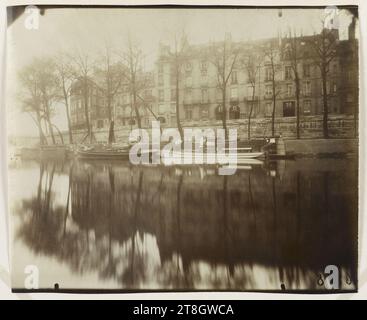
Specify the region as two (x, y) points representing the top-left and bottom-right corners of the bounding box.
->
(70, 27), (358, 131)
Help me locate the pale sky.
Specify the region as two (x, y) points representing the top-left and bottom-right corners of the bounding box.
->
(5, 7), (356, 137)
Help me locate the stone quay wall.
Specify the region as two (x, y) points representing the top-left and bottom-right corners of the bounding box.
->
(14, 114), (357, 147)
(66, 114), (357, 145)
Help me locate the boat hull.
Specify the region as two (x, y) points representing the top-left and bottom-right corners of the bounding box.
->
(77, 150), (130, 160)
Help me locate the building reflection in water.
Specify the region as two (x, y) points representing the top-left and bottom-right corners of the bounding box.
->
(13, 158), (358, 291)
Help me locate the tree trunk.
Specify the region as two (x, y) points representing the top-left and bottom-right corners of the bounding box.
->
(46, 114), (56, 144)
(43, 99), (56, 144)
(222, 88), (228, 143)
(83, 79), (92, 143)
(107, 98), (115, 144)
(52, 124), (65, 145)
(271, 67), (276, 137)
(295, 75), (300, 139)
(354, 102), (358, 138)
(271, 90), (277, 137)
(133, 91), (142, 129)
(321, 68), (329, 139)
(175, 69), (184, 142)
(36, 111), (47, 145)
(63, 86), (73, 144)
(248, 88), (255, 140)
(108, 120), (115, 144)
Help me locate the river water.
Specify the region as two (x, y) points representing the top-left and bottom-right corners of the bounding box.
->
(8, 158), (358, 291)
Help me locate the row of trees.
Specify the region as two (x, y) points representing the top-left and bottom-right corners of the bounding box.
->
(213, 28), (338, 141)
(19, 27), (338, 147)
(170, 27), (338, 142)
(18, 36), (154, 146)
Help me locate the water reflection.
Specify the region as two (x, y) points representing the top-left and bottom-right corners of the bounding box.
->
(11, 158), (358, 291)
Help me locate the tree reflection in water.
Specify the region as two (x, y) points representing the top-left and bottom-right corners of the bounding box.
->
(14, 159), (358, 291)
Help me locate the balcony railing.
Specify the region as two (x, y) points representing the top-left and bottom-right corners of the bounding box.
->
(245, 96), (259, 101)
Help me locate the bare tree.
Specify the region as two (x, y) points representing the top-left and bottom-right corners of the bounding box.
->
(285, 30), (302, 139)
(242, 53), (260, 140)
(169, 31), (189, 142)
(55, 53), (76, 144)
(39, 59), (59, 144)
(17, 85), (47, 145)
(119, 35), (146, 130)
(18, 58), (59, 145)
(70, 50), (95, 143)
(210, 34), (239, 142)
(95, 44), (124, 144)
(309, 24), (338, 139)
(264, 43), (282, 137)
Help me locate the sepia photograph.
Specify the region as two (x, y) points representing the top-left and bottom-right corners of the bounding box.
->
(4, 4), (359, 293)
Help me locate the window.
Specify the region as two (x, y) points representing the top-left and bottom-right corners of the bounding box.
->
(185, 107), (193, 120)
(170, 103), (176, 113)
(247, 85), (254, 98)
(159, 90), (164, 102)
(171, 89), (176, 101)
(201, 106), (209, 119)
(231, 71), (238, 84)
(265, 85), (273, 96)
(97, 119), (104, 128)
(215, 105), (223, 120)
(265, 67), (272, 81)
(303, 64), (311, 77)
(265, 102), (273, 117)
(185, 76), (192, 87)
(158, 104), (165, 114)
(284, 48), (291, 60)
(184, 88), (192, 103)
(285, 66), (292, 80)
(157, 116), (166, 124)
(122, 94), (128, 104)
(185, 62), (192, 76)
(322, 81), (331, 95)
(124, 106), (132, 117)
(247, 101), (257, 116)
(158, 74), (164, 86)
(303, 50), (310, 58)
(145, 89), (152, 98)
(158, 63), (164, 74)
(170, 72), (176, 85)
(332, 64), (338, 74)
(286, 83), (293, 97)
(230, 88), (238, 99)
(201, 88), (208, 103)
(303, 81), (311, 96)
(303, 100), (311, 114)
(229, 105), (240, 119)
(333, 83), (337, 93)
(201, 76), (208, 86)
(283, 101), (295, 117)
(216, 88), (222, 101)
(200, 61), (208, 75)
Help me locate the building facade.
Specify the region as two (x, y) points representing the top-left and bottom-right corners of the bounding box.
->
(70, 28), (358, 132)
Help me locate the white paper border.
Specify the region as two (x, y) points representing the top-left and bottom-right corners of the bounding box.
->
(0, 0), (365, 300)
